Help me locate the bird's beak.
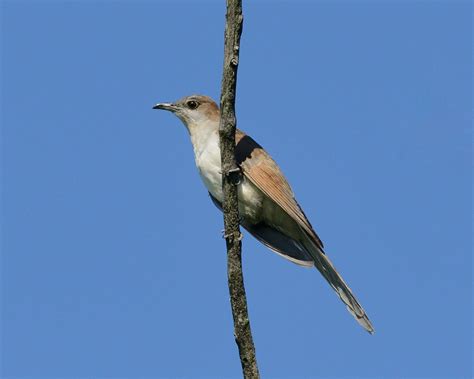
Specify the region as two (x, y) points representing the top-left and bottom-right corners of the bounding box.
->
(153, 102), (178, 112)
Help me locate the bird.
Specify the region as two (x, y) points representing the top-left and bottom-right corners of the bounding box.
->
(153, 94), (374, 334)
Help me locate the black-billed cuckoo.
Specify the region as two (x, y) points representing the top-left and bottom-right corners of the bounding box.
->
(153, 94), (374, 334)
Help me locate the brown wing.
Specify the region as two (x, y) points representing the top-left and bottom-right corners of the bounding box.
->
(235, 130), (324, 250)
(235, 131), (375, 333)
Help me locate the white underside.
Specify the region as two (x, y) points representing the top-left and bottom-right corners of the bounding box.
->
(190, 128), (264, 224)
(184, 119), (314, 267)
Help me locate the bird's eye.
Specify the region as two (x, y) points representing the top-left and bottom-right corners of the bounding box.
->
(187, 100), (199, 109)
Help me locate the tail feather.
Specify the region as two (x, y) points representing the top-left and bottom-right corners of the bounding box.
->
(304, 238), (374, 334)
(208, 191), (374, 333)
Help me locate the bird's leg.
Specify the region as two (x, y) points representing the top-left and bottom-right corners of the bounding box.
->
(225, 166), (242, 185)
(220, 166), (243, 242)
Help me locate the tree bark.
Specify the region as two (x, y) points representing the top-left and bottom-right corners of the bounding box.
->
(218, 1), (260, 378)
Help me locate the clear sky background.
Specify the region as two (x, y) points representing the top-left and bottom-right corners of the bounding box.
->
(1, 1), (471, 378)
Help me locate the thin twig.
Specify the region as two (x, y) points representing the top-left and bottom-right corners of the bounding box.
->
(218, 1), (260, 378)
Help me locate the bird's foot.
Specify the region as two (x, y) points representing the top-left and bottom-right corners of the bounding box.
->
(226, 167), (242, 185)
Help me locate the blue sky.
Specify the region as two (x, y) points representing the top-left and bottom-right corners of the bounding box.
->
(1, 1), (471, 378)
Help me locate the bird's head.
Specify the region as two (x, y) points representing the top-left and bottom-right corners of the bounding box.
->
(153, 95), (220, 131)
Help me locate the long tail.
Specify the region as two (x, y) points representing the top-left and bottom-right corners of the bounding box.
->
(304, 238), (374, 334)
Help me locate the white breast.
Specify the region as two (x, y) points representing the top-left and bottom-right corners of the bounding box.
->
(192, 130), (263, 224)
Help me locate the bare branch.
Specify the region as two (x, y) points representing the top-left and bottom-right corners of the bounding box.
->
(218, 1), (260, 378)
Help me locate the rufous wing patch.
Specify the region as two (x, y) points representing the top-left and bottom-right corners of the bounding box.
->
(235, 130), (324, 250)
